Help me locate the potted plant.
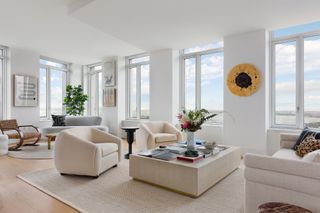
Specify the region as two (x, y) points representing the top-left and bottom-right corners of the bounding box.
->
(177, 109), (217, 150)
(63, 85), (88, 116)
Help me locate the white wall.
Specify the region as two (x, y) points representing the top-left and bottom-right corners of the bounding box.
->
(223, 30), (268, 154)
(149, 49), (179, 123)
(10, 48), (40, 126)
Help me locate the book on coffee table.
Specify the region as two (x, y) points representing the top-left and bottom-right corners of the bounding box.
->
(177, 155), (203, 163)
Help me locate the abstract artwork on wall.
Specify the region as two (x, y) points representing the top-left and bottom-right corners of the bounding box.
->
(14, 75), (38, 107)
(103, 61), (116, 87)
(103, 87), (116, 107)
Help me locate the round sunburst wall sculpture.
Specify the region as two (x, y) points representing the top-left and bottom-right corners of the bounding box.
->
(227, 63), (261, 97)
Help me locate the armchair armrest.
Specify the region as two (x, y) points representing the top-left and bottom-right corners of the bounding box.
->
(18, 125), (40, 134)
(91, 128), (122, 161)
(163, 122), (183, 141)
(136, 124), (155, 151)
(244, 153), (320, 180)
(280, 133), (299, 149)
(2, 128), (24, 138)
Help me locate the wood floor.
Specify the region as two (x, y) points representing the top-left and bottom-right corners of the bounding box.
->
(0, 140), (132, 213)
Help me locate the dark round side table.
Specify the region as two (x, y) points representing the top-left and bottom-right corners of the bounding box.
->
(121, 127), (139, 159)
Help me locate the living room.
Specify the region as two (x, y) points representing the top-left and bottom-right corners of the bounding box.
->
(0, 0), (320, 212)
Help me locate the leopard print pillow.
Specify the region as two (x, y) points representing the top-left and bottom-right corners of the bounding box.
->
(296, 136), (320, 157)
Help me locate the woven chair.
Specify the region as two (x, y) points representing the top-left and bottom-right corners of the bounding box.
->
(0, 119), (41, 151)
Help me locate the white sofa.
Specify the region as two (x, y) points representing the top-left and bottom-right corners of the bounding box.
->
(42, 116), (108, 135)
(136, 121), (183, 151)
(54, 127), (122, 177)
(244, 133), (320, 213)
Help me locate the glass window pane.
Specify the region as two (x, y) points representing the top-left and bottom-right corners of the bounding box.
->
(140, 64), (150, 119)
(185, 58), (196, 110)
(40, 68), (47, 118)
(274, 41), (297, 125)
(50, 70), (66, 115)
(90, 73), (98, 115)
(272, 21), (320, 39)
(184, 41), (223, 54)
(304, 36), (320, 127)
(129, 67), (137, 118)
(130, 56), (150, 64)
(201, 52), (224, 123)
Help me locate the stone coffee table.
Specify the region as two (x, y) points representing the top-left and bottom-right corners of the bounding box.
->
(129, 146), (241, 197)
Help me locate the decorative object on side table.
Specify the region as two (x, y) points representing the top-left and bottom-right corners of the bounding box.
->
(63, 85), (88, 116)
(177, 109), (217, 150)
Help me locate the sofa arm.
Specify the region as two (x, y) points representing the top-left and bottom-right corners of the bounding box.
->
(280, 133), (299, 149)
(244, 153), (320, 180)
(54, 132), (101, 176)
(136, 125), (155, 151)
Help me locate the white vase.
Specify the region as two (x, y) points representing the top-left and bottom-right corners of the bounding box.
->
(186, 131), (196, 150)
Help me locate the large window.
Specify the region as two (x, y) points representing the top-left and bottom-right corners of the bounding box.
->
(87, 64), (103, 116)
(126, 54), (150, 119)
(40, 57), (70, 119)
(271, 22), (320, 128)
(181, 42), (224, 124)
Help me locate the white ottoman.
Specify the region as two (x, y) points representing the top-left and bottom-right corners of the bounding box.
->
(0, 135), (9, 155)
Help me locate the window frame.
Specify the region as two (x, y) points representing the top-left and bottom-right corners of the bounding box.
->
(270, 29), (320, 129)
(125, 53), (150, 120)
(0, 45), (8, 119)
(40, 56), (70, 120)
(180, 46), (224, 124)
(87, 63), (103, 116)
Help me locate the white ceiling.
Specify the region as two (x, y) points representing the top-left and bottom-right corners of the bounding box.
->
(0, 0), (141, 64)
(70, 0), (320, 51)
(1, 0), (320, 64)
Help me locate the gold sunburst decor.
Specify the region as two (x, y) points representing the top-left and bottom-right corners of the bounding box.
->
(227, 64), (261, 97)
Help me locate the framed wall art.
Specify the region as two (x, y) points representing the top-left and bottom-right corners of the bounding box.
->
(14, 75), (38, 107)
(103, 87), (117, 107)
(103, 61), (116, 87)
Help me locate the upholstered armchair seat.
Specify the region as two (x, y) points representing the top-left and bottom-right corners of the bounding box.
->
(136, 121), (182, 151)
(54, 127), (122, 177)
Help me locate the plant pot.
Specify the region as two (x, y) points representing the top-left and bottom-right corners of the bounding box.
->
(186, 131), (196, 150)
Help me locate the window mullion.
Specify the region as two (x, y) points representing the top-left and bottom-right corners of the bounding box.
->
(47, 68), (51, 119)
(195, 55), (201, 110)
(137, 66), (141, 119)
(297, 36), (304, 128)
(180, 54), (186, 111)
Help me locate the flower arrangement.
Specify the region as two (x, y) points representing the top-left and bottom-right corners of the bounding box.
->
(177, 109), (217, 132)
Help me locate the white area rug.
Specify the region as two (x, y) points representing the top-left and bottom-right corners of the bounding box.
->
(8, 142), (53, 159)
(18, 161), (244, 213)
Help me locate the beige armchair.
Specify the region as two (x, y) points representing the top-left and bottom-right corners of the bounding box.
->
(54, 127), (122, 178)
(136, 121), (182, 151)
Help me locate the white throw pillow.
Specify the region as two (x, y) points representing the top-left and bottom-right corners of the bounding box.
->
(302, 150), (320, 163)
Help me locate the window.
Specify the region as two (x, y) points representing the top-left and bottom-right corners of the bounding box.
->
(126, 54), (150, 119)
(271, 22), (320, 128)
(181, 42), (224, 124)
(87, 64), (103, 116)
(0, 46), (8, 120)
(40, 57), (70, 119)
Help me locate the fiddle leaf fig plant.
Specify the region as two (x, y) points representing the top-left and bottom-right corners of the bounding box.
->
(63, 85), (88, 116)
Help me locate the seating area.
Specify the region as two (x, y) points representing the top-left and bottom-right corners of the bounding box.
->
(0, 1), (320, 213)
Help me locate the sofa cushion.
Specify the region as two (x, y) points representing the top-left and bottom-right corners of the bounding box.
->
(293, 127), (320, 150)
(296, 136), (320, 157)
(272, 149), (302, 161)
(51, 115), (66, 126)
(302, 150), (320, 163)
(154, 133), (177, 143)
(96, 143), (118, 157)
